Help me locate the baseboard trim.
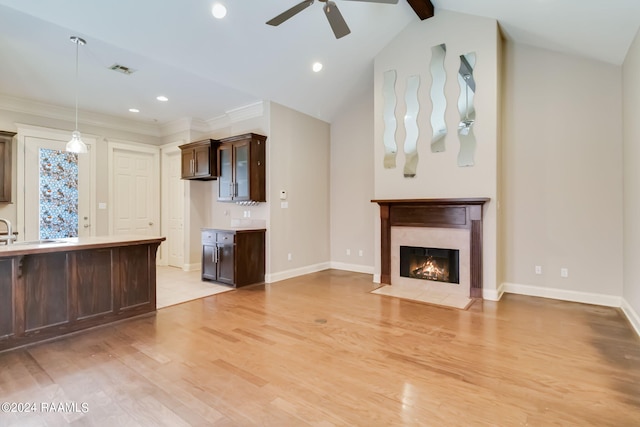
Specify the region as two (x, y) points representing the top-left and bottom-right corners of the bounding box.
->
(373, 274), (381, 284)
(182, 263), (201, 272)
(266, 262), (331, 284)
(329, 262), (374, 275)
(483, 283), (504, 301)
(501, 282), (622, 307)
(621, 298), (640, 338)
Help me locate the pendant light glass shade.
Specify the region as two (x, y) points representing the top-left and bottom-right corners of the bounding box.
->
(67, 130), (87, 153)
(66, 36), (88, 154)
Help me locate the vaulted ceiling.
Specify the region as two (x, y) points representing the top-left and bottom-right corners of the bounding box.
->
(0, 0), (638, 132)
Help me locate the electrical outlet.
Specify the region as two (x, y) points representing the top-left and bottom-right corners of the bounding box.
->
(287, 253), (292, 261)
(358, 250), (363, 257)
(535, 265), (542, 275)
(560, 268), (569, 278)
(346, 249), (351, 256)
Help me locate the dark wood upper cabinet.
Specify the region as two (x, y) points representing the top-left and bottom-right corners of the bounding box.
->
(179, 139), (219, 180)
(0, 131), (16, 203)
(217, 133), (266, 202)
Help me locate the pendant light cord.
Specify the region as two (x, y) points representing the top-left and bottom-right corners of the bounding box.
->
(74, 39), (79, 131)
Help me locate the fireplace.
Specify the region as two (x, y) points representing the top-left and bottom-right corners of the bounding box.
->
(372, 198), (489, 298)
(400, 246), (459, 284)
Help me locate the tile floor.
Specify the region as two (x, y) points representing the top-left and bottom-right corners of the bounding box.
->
(371, 281), (474, 309)
(156, 266), (234, 309)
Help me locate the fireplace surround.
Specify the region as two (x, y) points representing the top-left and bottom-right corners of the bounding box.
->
(372, 198), (489, 298)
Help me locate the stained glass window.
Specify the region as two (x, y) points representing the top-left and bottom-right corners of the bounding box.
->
(38, 148), (79, 239)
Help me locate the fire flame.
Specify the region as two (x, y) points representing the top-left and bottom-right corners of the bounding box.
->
(411, 256), (446, 281)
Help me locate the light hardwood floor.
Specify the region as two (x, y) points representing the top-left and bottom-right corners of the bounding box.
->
(1, 269), (639, 426)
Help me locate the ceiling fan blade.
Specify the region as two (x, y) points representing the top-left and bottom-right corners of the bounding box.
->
(324, 1), (351, 39)
(266, 0), (314, 26)
(341, 0), (399, 4)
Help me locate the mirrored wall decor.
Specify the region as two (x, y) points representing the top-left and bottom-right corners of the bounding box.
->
(430, 43), (447, 153)
(403, 75), (420, 178)
(457, 52), (476, 167)
(382, 69), (398, 169)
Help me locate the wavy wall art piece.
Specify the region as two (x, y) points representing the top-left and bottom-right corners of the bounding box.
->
(430, 43), (447, 153)
(403, 75), (420, 177)
(457, 52), (476, 167)
(382, 69), (398, 169)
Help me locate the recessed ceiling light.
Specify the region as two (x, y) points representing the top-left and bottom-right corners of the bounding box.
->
(156, 95), (169, 102)
(129, 108), (140, 113)
(312, 62), (323, 73)
(211, 3), (227, 19)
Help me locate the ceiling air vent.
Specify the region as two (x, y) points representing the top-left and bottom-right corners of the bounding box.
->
(109, 64), (136, 75)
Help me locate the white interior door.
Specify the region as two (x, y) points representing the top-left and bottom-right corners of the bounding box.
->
(166, 151), (184, 267)
(23, 136), (93, 241)
(110, 143), (159, 236)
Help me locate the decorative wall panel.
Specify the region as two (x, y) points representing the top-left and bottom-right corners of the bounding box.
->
(39, 148), (78, 239)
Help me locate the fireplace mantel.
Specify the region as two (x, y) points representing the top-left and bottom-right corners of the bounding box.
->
(372, 198), (490, 298)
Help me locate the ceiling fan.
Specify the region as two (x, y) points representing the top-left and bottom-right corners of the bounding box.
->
(266, 0), (400, 39)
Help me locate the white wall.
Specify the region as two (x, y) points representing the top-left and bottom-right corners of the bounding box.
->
(0, 107), (162, 236)
(623, 28), (640, 330)
(502, 42), (623, 302)
(373, 10), (501, 295)
(268, 102), (330, 280)
(330, 87), (376, 273)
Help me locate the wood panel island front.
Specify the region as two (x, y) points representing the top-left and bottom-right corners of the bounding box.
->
(0, 235), (164, 352)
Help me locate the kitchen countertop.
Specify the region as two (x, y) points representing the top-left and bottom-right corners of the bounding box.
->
(202, 227), (267, 232)
(0, 235), (166, 257)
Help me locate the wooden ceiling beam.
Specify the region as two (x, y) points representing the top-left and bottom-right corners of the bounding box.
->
(406, 0), (434, 20)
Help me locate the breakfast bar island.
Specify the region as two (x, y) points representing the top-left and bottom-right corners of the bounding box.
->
(0, 235), (165, 352)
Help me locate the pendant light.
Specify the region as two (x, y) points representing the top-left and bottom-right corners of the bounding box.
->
(66, 36), (88, 154)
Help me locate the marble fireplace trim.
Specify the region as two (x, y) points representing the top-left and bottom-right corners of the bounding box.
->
(391, 227), (471, 297)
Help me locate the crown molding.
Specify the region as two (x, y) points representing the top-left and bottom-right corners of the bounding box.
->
(228, 101), (264, 123)
(0, 94), (265, 138)
(0, 94), (162, 137)
(160, 117), (209, 136)
(207, 101), (264, 131)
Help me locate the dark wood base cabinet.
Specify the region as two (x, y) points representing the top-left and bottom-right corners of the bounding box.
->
(0, 238), (163, 352)
(202, 228), (265, 287)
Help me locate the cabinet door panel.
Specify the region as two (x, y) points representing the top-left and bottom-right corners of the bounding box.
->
(194, 145), (211, 177)
(234, 142), (249, 200)
(0, 259), (13, 337)
(218, 145), (233, 200)
(202, 245), (217, 280)
(181, 149), (194, 178)
(24, 253), (69, 331)
(216, 244), (235, 284)
(119, 246), (151, 309)
(0, 131), (15, 202)
(74, 249), (114, 320)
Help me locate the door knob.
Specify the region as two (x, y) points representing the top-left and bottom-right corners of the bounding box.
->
(149, 222), (154, 226)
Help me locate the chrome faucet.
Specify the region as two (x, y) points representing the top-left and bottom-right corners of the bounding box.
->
(0, 218), (16, 245)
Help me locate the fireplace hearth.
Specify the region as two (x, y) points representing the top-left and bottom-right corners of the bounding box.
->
(400, 246), (459, 284)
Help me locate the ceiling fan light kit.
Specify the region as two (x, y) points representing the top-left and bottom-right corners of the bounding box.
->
(266, 0), (400, 39)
